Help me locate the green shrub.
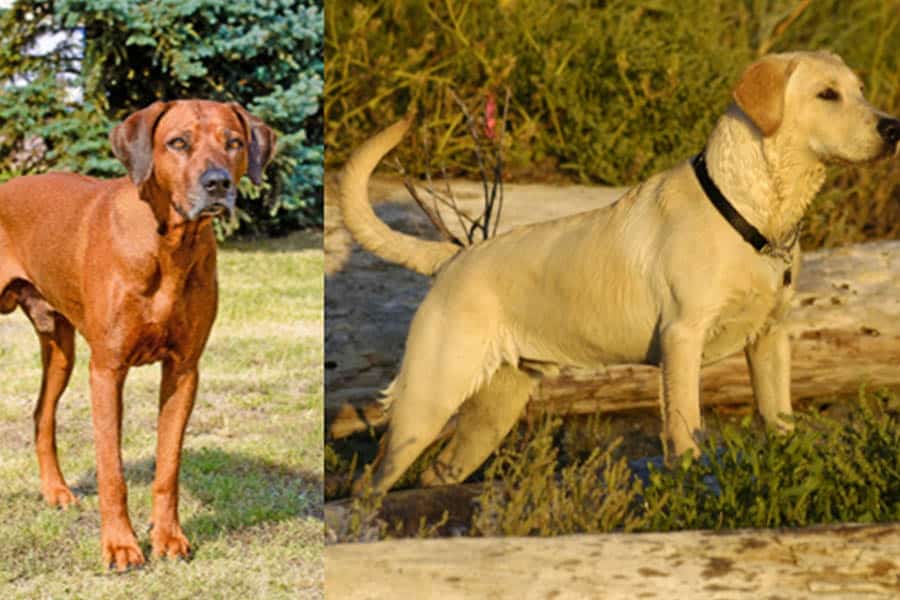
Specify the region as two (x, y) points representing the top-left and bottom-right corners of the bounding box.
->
(326, 0), (900, 247)
(326, 394), (899, 540)
(471, 392), (900, 538)
(641, 392), (900, 531)
(473, 416), (650, 536)
(0, 0), (323, 234)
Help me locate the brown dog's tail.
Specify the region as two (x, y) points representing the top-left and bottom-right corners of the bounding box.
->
(339, 115), (461, 276)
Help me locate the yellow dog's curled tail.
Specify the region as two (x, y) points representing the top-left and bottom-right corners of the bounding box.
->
(338, 115), (461, 276)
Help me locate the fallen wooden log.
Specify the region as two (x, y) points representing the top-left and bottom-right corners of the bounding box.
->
(531, 239), (900, 416)
(325, 483), (483, 542)
(325, 522), (900, 599)
(328, 240), (900, 439)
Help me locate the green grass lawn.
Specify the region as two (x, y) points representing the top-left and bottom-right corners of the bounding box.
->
(0, 231), (323, 598)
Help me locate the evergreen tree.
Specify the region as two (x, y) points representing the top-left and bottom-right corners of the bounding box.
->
(0, 0), (323, 234)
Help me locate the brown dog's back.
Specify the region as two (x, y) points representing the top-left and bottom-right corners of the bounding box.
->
(0, 173), (128, 329)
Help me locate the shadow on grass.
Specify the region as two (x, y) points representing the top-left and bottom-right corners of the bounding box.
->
(72, 447), (322, 543)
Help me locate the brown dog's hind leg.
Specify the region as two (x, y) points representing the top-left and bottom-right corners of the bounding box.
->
(34, 319), (77, 508)
(17, 283), (78, 508)
(420, 365), (537, 487)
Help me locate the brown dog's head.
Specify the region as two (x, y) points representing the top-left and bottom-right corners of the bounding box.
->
(110, 100), (277, 221)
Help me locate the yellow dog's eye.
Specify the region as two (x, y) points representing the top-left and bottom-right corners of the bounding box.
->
(227, 139), (244, 150)
(168, 137), (189, 150)
(817, 88), (840, 101)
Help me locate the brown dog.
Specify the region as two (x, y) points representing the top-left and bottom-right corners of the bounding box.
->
(0, 100), (275, 570)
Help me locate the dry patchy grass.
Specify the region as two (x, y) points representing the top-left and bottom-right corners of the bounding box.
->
(0, 231), (323, 598)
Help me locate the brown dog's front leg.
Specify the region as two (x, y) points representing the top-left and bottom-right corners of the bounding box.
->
(89, 362), (144, 571)
(150, 358), (198, 560)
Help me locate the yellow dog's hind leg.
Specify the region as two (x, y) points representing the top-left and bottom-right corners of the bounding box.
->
(420, 365), (537, 487)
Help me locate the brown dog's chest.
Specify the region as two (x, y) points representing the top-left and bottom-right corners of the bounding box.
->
(127, 321), (175, 366)
(118, 290), (184, 366)
(116, 258), (214, 367)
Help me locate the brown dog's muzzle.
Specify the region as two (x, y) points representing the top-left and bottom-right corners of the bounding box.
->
(189, 167), (237, 220)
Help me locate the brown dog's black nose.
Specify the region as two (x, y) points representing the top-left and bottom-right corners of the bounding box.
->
(878, 117), (900, 150)
(200, 168), (232, 197)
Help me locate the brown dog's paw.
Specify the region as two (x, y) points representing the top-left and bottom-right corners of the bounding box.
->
(41, 483), (77, 509)
(101, 530), (145, 573)
(151, 523), (191, 561)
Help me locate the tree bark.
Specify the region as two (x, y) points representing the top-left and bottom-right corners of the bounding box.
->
(325, 483), (483, 542)
(326, 522), (900, 599)
(531, 240), (900, 416)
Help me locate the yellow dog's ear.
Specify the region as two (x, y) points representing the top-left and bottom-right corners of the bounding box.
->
(228, 103), (277, 185)
(109, 101), (171, 185)
(733, 56), (797, 137)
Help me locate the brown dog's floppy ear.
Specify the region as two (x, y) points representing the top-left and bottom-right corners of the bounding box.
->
(110, 101), (170, 185)
(732, 56), (797, 137)
(229, 103), (277, 185)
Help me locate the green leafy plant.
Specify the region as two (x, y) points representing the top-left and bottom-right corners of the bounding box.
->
(327, 393), (899, 541)
(473, 415), (653, 536)
(326, 0), (899, 247)
(641, 392), (900, 531)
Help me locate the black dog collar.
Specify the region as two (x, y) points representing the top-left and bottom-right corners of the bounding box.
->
(691, 151), (800, 286)
(691, 151), (771, 253)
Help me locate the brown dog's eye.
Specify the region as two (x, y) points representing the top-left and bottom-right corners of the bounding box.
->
(168, 137), (189, 150)
(226, 139), (244, 151)
(817, 88), (840, 101)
